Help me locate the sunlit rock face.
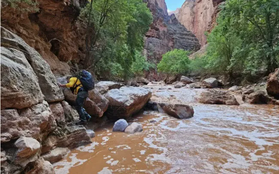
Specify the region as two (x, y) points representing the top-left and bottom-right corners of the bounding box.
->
(176, 0), (225, 46)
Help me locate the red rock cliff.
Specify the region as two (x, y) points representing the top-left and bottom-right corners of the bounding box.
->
(1, 0), (88, 75)
(176, 0), (224, 46)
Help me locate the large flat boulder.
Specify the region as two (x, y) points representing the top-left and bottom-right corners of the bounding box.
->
(105, 87), (152, 118)
(1, 27), (64, 103)
(267, 68), (279, 99)
(95, 81), (123, 94)
(1, 101), (55, 143)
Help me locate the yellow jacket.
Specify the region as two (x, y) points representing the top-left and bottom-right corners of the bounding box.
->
(66, 77), (82, 95)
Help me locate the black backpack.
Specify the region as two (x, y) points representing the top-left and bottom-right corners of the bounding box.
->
(71, 70), (94, 92)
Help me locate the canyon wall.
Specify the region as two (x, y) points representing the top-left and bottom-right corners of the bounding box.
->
(1, 0), (88, 75)
(176, 0), (224, 46)
(144, 0), (200, 63)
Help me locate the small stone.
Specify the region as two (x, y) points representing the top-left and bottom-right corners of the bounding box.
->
(112, 119), (128, 132)
(125, 123), (143, 134)
(86, 129), (95, 138)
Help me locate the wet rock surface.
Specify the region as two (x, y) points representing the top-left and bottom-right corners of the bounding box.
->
(105, 87), (152, 118)
(125, 123), (143, 134)
(42, 148), (69, 164)
(113, 119), (129, 132)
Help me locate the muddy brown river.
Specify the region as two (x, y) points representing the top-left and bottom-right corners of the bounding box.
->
(53, 103), (279, 174)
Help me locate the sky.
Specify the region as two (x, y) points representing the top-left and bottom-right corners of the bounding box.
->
(165, 0), (185, 12)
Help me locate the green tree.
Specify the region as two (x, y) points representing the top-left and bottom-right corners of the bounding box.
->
(157, 49), (190, 75)
(206, 0), (279, 77)
(80, 0), (152, 80)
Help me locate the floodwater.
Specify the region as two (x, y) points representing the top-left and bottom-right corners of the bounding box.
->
(53, 103), (279, 174)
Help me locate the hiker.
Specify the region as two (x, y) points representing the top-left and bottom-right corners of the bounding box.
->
(59, 70), (94, 125)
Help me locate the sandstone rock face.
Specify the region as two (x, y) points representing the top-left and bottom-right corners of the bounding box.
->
(159, 103), (194, 119)
(1, 0), (88, 75)
(147, 0), (168, 16)
(1, 101), (55, 143)
(199, 90), (239, 105)
(267, 68), (279, 99)
(113, 119), (129, 132)
(1, 27), (64, 103)
(176, 0), (224, 45)
(1, 47), (43, 110)
(15, 137), (41, 158)
(26, 158), (55, 174)
(42, 148), (69, 164)
(105, 87), (152, 118)
(144, 0), (200, 80)
(61, 101), (78, 122)
(56, 125), (91, 149)
(125, 123), (143, 134)
(49, 103), (65, 123)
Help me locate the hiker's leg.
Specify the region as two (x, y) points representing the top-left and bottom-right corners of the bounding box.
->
(76, 91), (88, 121)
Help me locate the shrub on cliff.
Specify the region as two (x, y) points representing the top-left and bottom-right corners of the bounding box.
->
(157, 49), (190, 75)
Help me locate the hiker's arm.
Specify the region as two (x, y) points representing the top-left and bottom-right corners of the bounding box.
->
(65, 78), (75, 88)
(58, 78), (74, 88)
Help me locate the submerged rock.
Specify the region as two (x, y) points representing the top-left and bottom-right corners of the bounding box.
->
(267, 68), (279, 99)
(105, 87), (152, 118)
(199, 90), (239, 105)
(158, 103), (194, 119)
(125, 123), (143, 134)
(113, 119), (128, 132)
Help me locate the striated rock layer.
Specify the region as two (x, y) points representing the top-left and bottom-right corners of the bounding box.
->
(144, 0), (200, 68)
(176, 0), (224, 46)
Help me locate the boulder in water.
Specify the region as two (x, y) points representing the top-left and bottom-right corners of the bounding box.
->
(113, 119), (128, 132)
(199, 90), (239, 105)
(125, 123), (143, 134)
(105, 87), (152, 118)
(158, 103), (194, 119)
